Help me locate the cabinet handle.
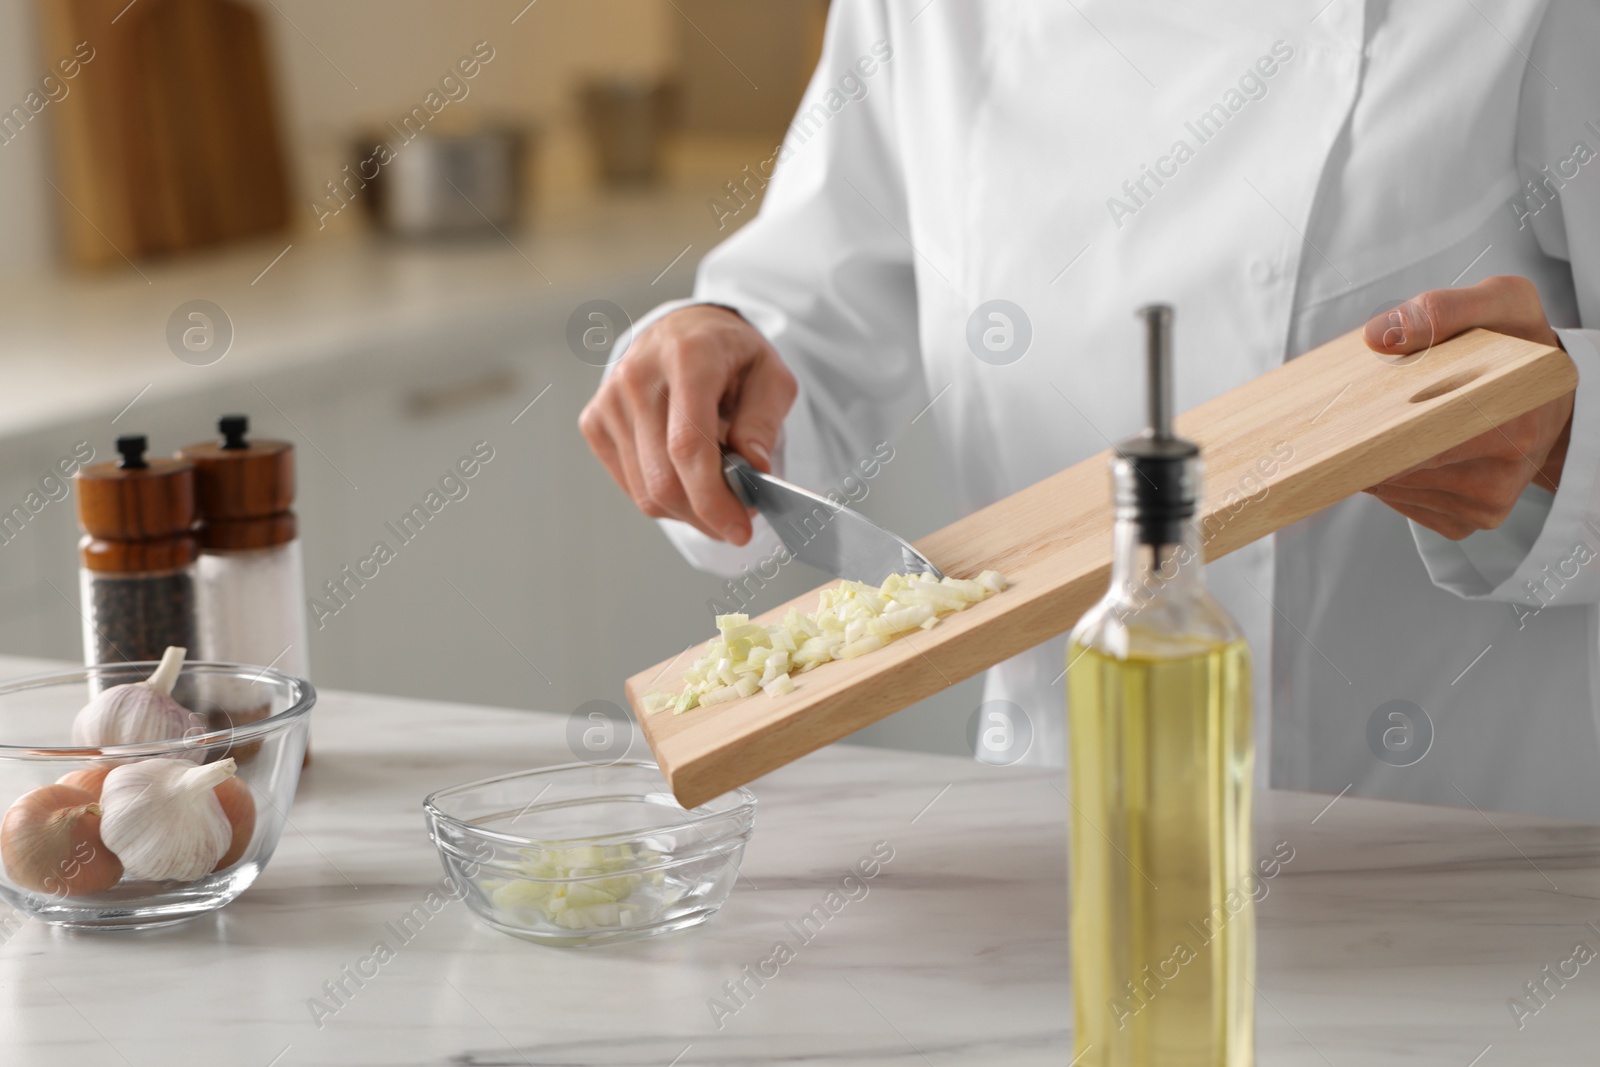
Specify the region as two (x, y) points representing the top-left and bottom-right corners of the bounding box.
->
(405, 367), (518, 419)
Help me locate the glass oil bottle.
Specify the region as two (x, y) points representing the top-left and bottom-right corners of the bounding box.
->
(1067, 305), (1254, 1066)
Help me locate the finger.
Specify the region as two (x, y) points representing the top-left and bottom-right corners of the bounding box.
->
(598, 398), (662, 518)
(726, 348), (797, 474)
(1376, 461), (1533, 535)
(1368, 481), (1473, 513)
(1375, 400), (1556, 497)
(663, 363), (751, 544)
(579, 400), (636, 505)
(1374, 496), (1478, 540)
(1364, 276), (1557, 356)
(1378, 453), (1534, 499)
(1367, 482), (1512, 532)
(1363, 300), (1436, 355)
(611, 355), (676, 520)
(627, 383), (718, 538)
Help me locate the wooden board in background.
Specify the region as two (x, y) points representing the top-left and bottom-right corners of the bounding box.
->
(627, 328), (1577, 808)
(37, 0), (292, 270)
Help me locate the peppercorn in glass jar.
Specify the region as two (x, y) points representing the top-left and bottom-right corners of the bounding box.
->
(74, 435), (200, 669)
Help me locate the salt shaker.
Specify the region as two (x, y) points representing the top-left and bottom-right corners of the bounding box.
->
(178, 415), (310, 682)
(75, 435), (200, 667)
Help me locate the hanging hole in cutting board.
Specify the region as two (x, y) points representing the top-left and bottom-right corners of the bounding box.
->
(1409, 369), (1485, 404)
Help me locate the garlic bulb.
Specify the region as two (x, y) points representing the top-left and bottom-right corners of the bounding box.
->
(1, 783), (123, 895)
(100, 758), (236, 881)
(73, 647), (204, 750)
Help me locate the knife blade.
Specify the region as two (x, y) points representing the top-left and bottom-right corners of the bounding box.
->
(722, 452), (943, 585)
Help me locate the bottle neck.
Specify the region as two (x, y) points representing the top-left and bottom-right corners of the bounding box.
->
(1108, 516), (1206, 611)
(1107, 452), (1206, 614)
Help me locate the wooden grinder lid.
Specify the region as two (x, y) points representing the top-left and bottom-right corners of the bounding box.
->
(177, 415), (297, 550)
(75, 435), (198, 573)
(76, 435), (196, 540)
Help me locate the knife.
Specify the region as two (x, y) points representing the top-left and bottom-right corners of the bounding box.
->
(721, 452), (943, 585)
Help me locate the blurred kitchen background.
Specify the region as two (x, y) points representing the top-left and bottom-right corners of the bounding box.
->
(0, 0), (983, 755)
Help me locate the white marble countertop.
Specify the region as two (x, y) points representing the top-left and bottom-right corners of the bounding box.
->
(0, 654), (1597, 1066)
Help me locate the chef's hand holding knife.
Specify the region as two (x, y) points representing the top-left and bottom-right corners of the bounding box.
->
(579, 305), (796, 547)
(581, 276), (1576, 547)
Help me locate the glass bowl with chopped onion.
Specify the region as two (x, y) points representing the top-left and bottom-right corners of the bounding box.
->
(423, 761), (755, 947)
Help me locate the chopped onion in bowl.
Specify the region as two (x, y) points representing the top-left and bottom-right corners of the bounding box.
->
(643, 570), (1007, 715)
(484, 844), (671, 931)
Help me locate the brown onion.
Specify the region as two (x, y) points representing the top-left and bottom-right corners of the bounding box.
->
(1, 784), (123, 895)
(56, 766), (113, 801)
(213, 777), (256, 871)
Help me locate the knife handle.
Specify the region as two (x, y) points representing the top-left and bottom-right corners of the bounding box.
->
(722, 451), (759, 507)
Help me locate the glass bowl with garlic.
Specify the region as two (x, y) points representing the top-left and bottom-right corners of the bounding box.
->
(0, 648), (313, 929)
(424, 761), (755, 947)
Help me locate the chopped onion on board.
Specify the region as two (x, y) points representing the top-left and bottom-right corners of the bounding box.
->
(642, 570), (1007, 715)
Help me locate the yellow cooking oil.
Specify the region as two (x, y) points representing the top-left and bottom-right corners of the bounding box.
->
(1067, 634), (1254, 1067)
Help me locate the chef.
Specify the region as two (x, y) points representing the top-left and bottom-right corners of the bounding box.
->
(581, 1), (1600, 819)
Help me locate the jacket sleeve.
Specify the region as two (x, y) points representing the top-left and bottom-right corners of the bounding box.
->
(1409, 0), (1600, 609)
(607, 0), (925, 578)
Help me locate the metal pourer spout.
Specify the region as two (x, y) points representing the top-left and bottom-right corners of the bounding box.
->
(1115, 304), (1199, 547)
(1138, 303), (1174, 442)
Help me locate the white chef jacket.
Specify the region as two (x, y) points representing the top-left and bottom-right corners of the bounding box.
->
(617, 0), (1600, 820)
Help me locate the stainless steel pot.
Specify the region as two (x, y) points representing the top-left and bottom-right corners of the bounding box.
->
(360, 127), (527, 239)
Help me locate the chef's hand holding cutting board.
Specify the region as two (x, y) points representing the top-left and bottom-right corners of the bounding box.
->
(583, 276), (1577, 548)
(1362, 275), (1575, 541)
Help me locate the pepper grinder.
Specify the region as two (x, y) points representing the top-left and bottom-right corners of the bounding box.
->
(179, 415), (311, 761)
(75, 435), (199, 670)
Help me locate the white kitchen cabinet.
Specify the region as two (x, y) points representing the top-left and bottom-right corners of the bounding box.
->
(0, 431), (107, 661)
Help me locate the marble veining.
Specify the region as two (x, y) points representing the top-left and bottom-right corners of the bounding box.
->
(0, 663), (1596, 1065)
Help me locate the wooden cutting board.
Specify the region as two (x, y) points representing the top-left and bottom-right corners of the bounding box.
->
(626, 327), (1576, 808)
(37, 0), (291, 269)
